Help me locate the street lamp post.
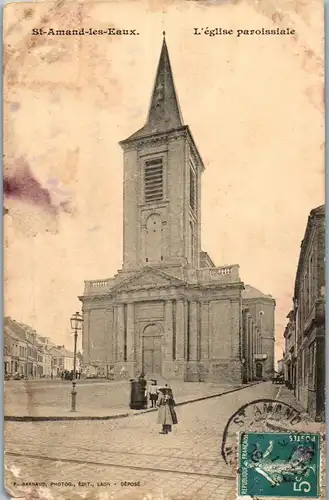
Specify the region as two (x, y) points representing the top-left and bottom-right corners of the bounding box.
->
(259, 311), (265, 380)
(70, 311), (83, 412)
(259, 311), (264, 352)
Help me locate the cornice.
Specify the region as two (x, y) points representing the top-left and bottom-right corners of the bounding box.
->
(197, 281), (244, 291)
(82, 279), (243, 295)
(186, 128), (205, 172)
(242, 296), (276, 305)
(119, 126), (188, 151)
(81, 294), (112, 303)
(119, 125), (205, 174)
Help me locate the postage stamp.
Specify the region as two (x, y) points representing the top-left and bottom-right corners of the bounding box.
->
(237, 432), (321, 498)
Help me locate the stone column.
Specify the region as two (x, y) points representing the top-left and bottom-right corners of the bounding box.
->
(200, 302), (209, 360)
(116, 304), (125, 362)
(230, 300), (241, 360)
(126, 303), (135, 361)
(251, 322), (256, 379)
(189, 301), (198, 361)
(126, 303), (135, 377)
(82, 310), (90, 364)
(105, 308), (114, 364)
(187, 300), (199, 382)
(248, 315), (253, 381)
(241, 309), (249, 383)
(113, 307), (118, 361)
(164, 300), (173, 361)
(176, 299), (185, 361)
(256, 327), (260, 354)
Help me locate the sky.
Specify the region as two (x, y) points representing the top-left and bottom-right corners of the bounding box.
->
(3, 0), (324, 361)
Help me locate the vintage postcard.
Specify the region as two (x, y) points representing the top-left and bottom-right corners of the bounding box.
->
(3, 1), (325, 499)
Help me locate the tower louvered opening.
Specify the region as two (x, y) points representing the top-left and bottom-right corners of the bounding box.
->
(144, 159), (163, 203)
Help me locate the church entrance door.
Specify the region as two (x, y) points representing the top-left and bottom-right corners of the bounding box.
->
(142, 324), (163, 376)
(256, 362), (263, 380)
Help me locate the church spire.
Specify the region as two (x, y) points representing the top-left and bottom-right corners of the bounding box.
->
(124, 35), (184, 141)
(147, 34), (184, 130)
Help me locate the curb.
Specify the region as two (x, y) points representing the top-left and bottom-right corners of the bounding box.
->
(4, 381), (262, 422)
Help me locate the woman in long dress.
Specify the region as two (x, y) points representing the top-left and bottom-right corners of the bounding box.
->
(157, 386), (178, 434)
(166, 385), (178, 430)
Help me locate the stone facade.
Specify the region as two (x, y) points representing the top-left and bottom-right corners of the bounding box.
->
(292, 205), (325, 422)
(242, 285), (276, 380)
(79, 37), (274, 385)
(81, 266), (244, 383)
(283, 310), (297, 393)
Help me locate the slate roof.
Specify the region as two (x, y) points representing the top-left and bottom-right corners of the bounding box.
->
(242, 285), (274, 300)
(122, 36), (183, 142)
(48, 346), (74, 358)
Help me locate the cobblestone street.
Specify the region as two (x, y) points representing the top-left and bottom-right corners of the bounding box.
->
(4, 382), (311, 500)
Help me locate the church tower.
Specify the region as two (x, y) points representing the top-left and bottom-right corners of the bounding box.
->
(81, 35), (244, 385)
(119, 35), (204, 272)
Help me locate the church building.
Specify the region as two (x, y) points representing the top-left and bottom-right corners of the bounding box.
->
(79, 36), (272, 383)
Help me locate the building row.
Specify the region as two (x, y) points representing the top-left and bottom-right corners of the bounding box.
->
(282, 205), (325, 422)
(4, 317), (77, 378)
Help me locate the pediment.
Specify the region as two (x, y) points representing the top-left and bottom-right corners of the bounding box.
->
(114, 267), (184, 292)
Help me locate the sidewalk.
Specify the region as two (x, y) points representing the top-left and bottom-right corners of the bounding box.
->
(273, 384), (326, 434)
(5, 377), (114, 384)
(4, 381), (261, 421)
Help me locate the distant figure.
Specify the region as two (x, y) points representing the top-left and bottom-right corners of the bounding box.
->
(137, 372), (147, 408)
(120, 366), (127, 379)
(165, 384), (178, 431)
(138, 372), (147, 393)
(148, 379), (158, 408)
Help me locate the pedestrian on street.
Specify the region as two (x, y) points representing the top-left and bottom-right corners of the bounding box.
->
(165, 384), (178, 431)
(157, 386), (177, 434)
(108, 366), (114, 380)
(120, 366), (127, 379)
(138, 372), (147, 409)
(148, 379), (158, 408)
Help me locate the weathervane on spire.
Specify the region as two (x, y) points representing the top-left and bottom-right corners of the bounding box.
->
(163, 31), (166, 38)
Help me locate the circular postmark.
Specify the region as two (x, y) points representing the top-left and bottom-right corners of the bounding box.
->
(221, 398), (305, 468)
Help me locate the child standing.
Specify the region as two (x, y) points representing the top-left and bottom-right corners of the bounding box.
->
(148, 379), (158, 408)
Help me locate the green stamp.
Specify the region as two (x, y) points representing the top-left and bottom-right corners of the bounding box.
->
(238, 432), (321, 498)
